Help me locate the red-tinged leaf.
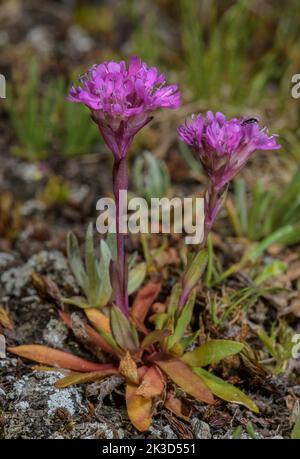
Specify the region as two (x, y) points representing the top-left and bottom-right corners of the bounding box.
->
(59, 310), (118, 356)
(155, 358), (214, 404)
(164, 392), (191, 421)
(136, 365), (165, 398)
(119, 352), (140, 385)
(55, 367), (118, 388)
(8, 345), (109, 372)
(131, 281), (162, 332)
(85, 308), (111, 334)
(126, 381), (152, 432)
(137, 365), (148, 379)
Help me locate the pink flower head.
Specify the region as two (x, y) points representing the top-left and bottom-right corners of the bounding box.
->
(68, 57), (181, 159)
(178, 111), (281, 191)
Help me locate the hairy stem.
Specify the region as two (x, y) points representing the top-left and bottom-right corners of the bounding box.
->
(112, 157), (129, 316)
(178, 182), (217, 309)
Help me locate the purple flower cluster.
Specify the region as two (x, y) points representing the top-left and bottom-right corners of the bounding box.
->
(68, 56), (180, 160)
(178, 111), (280, 192)
(179, 111), (280, 233)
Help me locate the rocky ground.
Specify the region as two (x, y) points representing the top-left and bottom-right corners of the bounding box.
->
(0, 246), (299, 439)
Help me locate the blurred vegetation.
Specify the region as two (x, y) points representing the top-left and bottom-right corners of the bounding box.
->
(226, 166), (300, 246)
(7, 60), (101, 161)
(3, 0), (300, 249)
(5, 0), (300, 161)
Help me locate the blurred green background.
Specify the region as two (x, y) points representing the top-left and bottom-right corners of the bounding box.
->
(0, 0), (299, 161)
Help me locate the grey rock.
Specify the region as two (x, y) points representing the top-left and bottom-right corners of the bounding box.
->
(43, 318), (68, 349)
(191, 418), (212, 439)
(1, 250), (77, 296)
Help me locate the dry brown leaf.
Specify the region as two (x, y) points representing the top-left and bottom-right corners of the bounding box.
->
(119, 352), (139, 385)
(125, 367), (153, 432)
(55, 368), (118, 388)
(31, 272), (61, 304)
(85, 308), (111, 333)
(136, 365), (165, 398)
(164, 392), (191, 421)
(154, 247), (180, 268)
(0, 306), (14, 330)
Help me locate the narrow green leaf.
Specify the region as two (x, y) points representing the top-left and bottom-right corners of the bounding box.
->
(128, 262), (147, 295)
(153, 312), (169, 330)
(110, 306), (139, 353)
(106, 232), (117, 261)
(274, 222), (300, 246)
(167, 291), (196, 350)
(97, 240), (112, 307)
(246, 421), (257, 439)
(291, 413), (300, 439)
(179, 330), (200, 353)
(141, 329), (171, 350)
(85, 223), (100, 306)
(67, 232), (87, 294)
(183, 250), (208, 292)
(194, 367), (259, 413)
(248, 182), (272, 240)
(182, 339), (244, 367)
(270, 166), (300, 230)
(167, 283), (182, 319)
(226, 197), (242, 237)
(248, 225), (297, 261)
(254, 260), (286, 286)
(62, 296), (90, 309)
(95, 326), (123, 356)
(205, 233), (214, 287)
(234, 179), (248, 235)
(232, 425), (243, 439)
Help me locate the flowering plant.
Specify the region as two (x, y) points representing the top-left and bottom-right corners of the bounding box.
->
(8, 58), (281, 433)
(178, 112), (280, 305)
(68, 57), (180, 316)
